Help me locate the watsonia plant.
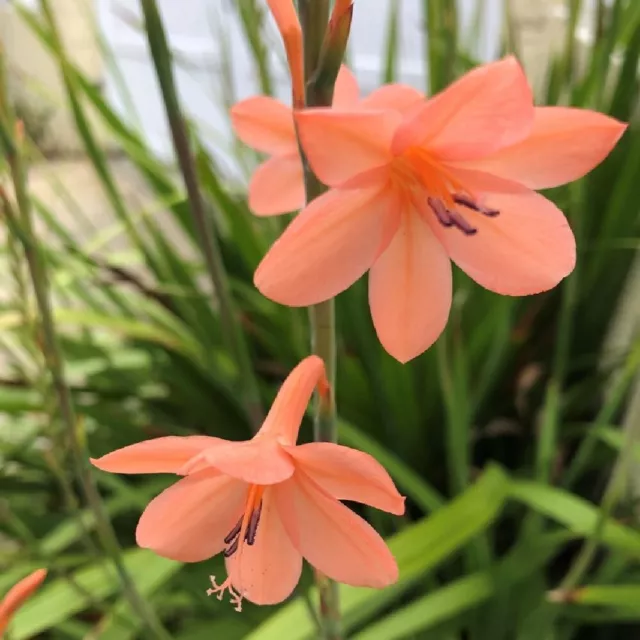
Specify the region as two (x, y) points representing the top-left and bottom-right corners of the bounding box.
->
(1, 0), (640, 639)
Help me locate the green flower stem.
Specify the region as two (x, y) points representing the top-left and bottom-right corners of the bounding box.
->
(140, 0), (263, 430)
(299, 0), (331, 81)
(297, 1), (350, 637)
(0, 51), (171, 640)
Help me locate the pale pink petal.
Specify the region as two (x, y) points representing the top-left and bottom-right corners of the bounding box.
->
(275, 471), (398, 588)
(249, 153), (305, 216)
(258, 356), (327, 446)
(453, 106), (627, 189)
(361, 83), (423, 115)
(136, 470), (246, 562)
(197, 439), (295, 484)
(333, 65), (360, 108)
(90, 436), (222, 475)
(393, 57), (534, 160)
(432, 190), (576, 295)
(226, 488), (302, 605)
(295, 109), (399, 186)
(369, 211), (452, 363)
(287, 442), (405, 514)
(255, 185), (399, 306)
(0, 569), (47, 634)
(231, 96), (296, 155)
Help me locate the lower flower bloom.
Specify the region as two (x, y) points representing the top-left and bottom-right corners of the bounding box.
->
(91, 356), (404, 608)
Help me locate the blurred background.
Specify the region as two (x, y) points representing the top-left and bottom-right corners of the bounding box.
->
(0, 0), (639, 638)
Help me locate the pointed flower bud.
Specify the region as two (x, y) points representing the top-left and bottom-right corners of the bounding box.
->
(312, 1), (353, 103)
(267, 0), (305, 108)
(0, 569), (48, 636)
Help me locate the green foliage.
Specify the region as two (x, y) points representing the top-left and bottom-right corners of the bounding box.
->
(1, 1), (640, 638)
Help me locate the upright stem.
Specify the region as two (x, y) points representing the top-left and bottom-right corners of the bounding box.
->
(0, 71), (171, 640)
(310, 299), (337, 442)
(299, 1), (331, 81)
(298, 1), (341, 637)
(140, 0), (263, 430)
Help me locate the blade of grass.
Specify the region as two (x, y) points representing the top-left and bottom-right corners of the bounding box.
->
(139, 0), (263, 430)
(0, 37), (171, 640)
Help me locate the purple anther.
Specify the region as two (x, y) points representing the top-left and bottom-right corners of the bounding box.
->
(224, 518), (242, 545)
(427, 197), (454, 226)
(223, 536), (240, 558)
(245, 501), (263, 546)
(453, 193), (500, 217)
(428, 197), (477, 235)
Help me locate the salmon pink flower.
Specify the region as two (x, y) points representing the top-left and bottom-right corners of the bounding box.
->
(231, 66), (423, 216)
(231, 66), (360, 216)
(0, 569), (48, 636)
(90, 356), (404, 609)
(254, 57), (626, 363)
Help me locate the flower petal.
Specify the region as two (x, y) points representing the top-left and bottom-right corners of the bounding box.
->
(295, 109), (399, 186)
(231, 96), (296, 155)
(255, 185), (399, 306)
(198, 439), (295, 484)
(136, 470), (246, 562)
(259, 356), (327, 446)
(90, 436), (222, 475)
(454, 106), (627, 189)
(287, 442), (405, 514)
(393, 57), (534, 160)
(226, 488), (302, 605)
(433, 190), (576, 295)
(249, 153), (305, 216)
(333, 65), (360, 108)
(360, 83), (423, 115)
(0, 569), (47, 634)
(275, 471), (398, 588)
(369, 211), (452, 363)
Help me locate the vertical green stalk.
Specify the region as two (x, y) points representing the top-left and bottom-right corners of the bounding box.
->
(0, 58), (171, 640)
(299, 0), (331, 81)
(139, 0), (263, 430)
(537, 183), (583, 486)
(297, 1), (347, 637)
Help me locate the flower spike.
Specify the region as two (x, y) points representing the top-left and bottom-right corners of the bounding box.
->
(0, 569), (48, 635)
(267, 0), (305, 108)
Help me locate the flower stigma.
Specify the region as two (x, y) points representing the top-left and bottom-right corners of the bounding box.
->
(207, 575), (244, 612)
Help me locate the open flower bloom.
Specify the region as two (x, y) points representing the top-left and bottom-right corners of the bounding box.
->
(230, 66), (359, 215)
(231, 66), (423, 216)
(255, 57), (626, 363)
(91, 356), (404, 609)
(0, 569), (48, 636)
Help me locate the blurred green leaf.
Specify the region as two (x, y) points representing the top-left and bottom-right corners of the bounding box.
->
(510, 481), (640, 555)
(248, 466), (509, 639)
(10, 550), (178, 639)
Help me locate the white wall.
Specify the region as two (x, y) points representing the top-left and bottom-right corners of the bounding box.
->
(0, 0), (113, 154)
(96, 0), (504, 170)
